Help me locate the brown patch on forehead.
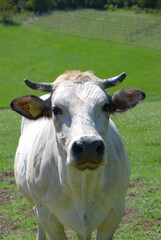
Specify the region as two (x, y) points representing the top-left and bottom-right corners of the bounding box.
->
(53, 70), (103, 90)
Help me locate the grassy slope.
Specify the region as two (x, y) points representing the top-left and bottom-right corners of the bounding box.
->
(0, 21), (161, 239)
(0, 24), (161, 107)
(25, 9), (161, 48)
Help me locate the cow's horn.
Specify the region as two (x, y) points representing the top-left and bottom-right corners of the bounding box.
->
(24, 79), (53, 92)
(103, 72), (126, 89)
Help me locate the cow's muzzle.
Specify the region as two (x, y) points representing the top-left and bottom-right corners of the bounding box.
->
(70, 136), (106, 171)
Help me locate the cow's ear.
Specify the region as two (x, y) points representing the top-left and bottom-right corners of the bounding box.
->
(10, 95), (51, 119)
(111, 88), (146, 112)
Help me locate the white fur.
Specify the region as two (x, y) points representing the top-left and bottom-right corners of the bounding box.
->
(14, 81), (130, 240)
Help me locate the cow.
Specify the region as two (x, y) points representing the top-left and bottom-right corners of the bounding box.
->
(10, 70), (145, 240)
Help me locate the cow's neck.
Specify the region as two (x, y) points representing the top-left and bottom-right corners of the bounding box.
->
(63, 167), (106, 206)
(59, 167), (106, 235)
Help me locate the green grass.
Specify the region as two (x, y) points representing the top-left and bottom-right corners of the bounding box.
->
(25, 9), (161, 48)
(0, 24), (161, 107)
(0, 13), (161, 239)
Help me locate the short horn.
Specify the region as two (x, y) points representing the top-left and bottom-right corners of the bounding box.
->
(24, 79), (53, 92)
(103, 72), (126, 89)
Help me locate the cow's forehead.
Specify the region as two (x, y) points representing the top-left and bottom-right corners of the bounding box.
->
(52, 81), (108, 106)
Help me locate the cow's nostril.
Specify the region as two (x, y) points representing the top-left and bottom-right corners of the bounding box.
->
(72, 139), (105, 159)
(96, 141), (105, 156)
(72, 142), (84, 156)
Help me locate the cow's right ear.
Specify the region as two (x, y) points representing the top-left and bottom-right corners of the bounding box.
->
(10, 95), (51, 119)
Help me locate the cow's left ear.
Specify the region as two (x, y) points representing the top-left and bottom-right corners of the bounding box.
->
(10, 95), (51, 119)
(111, 88), (146, 112)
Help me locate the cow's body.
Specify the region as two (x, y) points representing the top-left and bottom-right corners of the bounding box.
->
(11, 71), (145, 240)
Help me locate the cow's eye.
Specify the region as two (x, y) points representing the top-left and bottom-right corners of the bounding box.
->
(52, 106), (62, 116)
(102, 103), (110, 113)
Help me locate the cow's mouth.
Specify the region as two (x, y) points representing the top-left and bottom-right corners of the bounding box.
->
(76, 164), (99, 171)
(75, 161), (105, 171)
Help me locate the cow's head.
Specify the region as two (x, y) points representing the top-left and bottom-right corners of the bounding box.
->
(10, 71), (145, 171)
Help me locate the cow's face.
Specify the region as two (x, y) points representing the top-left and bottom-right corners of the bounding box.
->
(10, 71), (145, 171)
(51, 81), (110, 170)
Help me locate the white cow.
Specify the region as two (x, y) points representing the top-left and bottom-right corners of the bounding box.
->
(10, 71), (145, 240)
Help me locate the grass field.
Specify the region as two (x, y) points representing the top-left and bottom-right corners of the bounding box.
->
(24, 9), (161, 48)
(0, 24), (161, 107)
(0, 10), (161, 239)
